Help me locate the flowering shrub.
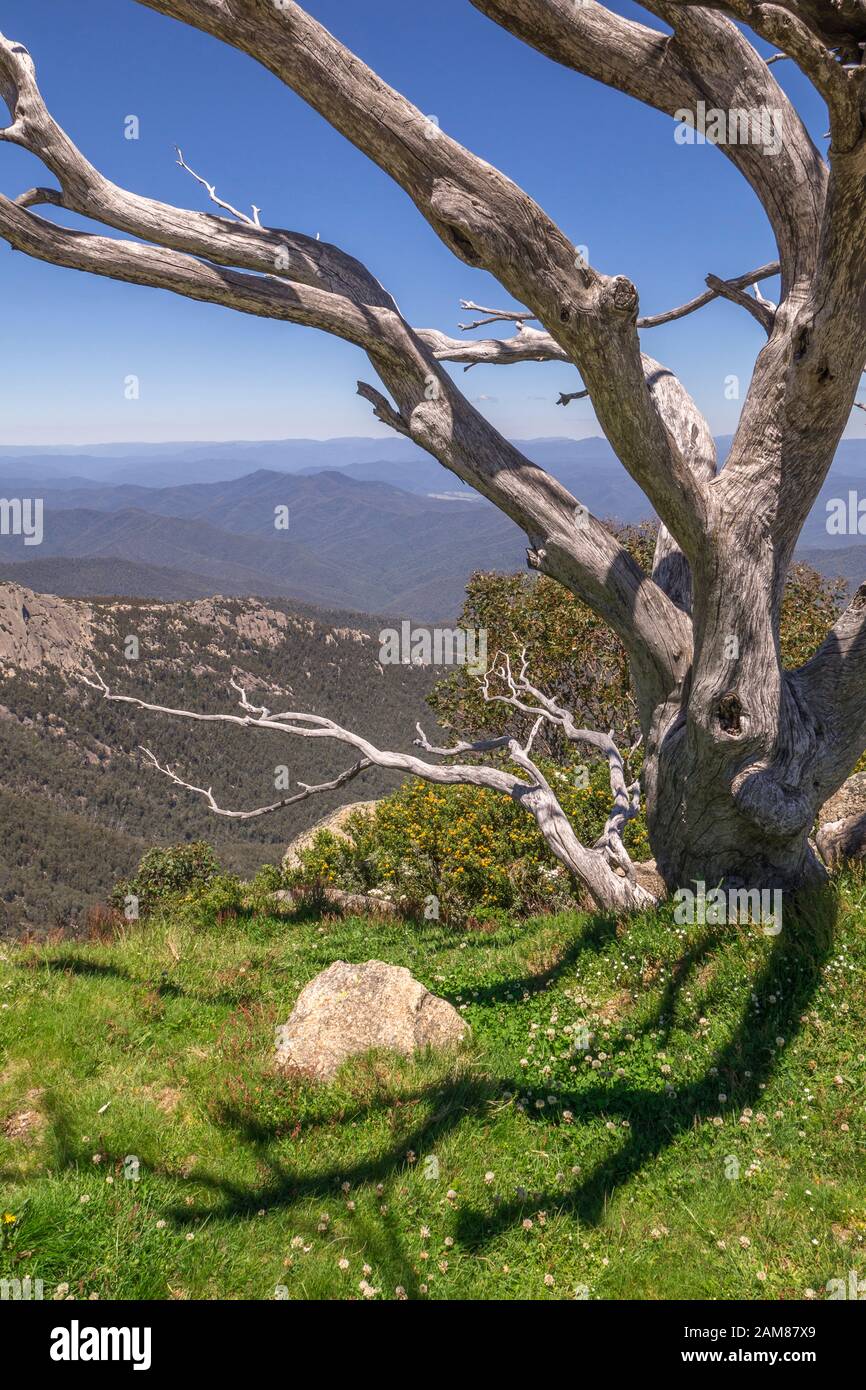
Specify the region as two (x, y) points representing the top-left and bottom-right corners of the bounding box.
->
(287, 756), (649, 924)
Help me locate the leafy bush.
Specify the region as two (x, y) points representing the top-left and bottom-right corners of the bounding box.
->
(287, 757), (649, 924)
(179, 872), (246, 927)
(248, 863), (285, 895)
(109, 841), (221, 918)
(182, 865), (297, 927)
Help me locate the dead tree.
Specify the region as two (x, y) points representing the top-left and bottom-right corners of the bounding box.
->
(2, 2), (866, 909)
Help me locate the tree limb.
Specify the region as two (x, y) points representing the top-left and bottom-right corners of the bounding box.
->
(478, 651), (644, 878)
(138, 747), (372, 818)
(557, 389), (589, 408)
(0, 31), (399, 309)
(472, 0), (826, 290)
(84, 672), (658, 912)
(419, 262), (782, 373)
(659, 1), (865, 149)
(704, 273), (776, 335)
(637, 262), (780, 329)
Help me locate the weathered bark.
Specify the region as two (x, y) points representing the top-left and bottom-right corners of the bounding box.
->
(2, 5), (866, 904)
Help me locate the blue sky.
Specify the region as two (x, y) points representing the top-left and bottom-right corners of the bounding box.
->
(1, 0), (860, 446)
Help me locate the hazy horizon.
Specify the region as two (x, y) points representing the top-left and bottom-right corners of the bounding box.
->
(0, 431), (607, 454)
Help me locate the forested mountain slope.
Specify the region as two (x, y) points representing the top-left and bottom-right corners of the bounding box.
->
(0, 584), (436, 935)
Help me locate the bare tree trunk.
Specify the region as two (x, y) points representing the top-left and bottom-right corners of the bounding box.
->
(643, 713), (828, 894)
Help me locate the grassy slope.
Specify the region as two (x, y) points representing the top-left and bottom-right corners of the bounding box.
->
(1, 877), (864, 1302)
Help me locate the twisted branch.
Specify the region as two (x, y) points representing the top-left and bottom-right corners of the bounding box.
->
(81, 670), (658, 912)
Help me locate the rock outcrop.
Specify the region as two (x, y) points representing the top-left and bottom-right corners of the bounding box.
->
(271, 886), (396, 917)
(0, 584), (93, 673)
(283, 800), (380, 869)
(817, 773), (866, 866)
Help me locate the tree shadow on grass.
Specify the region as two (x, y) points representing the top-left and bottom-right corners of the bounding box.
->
(455, 887), (837, 1244)
(158, 1071), (490, 1218)
(23, 953), (259, 1007)
(464, 912), (619, 1008)
(13, 887), (837, 1284)
(151, 886), (836, 1254)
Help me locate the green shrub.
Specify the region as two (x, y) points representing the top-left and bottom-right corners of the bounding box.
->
(249, 863), (284, 895)
(287, 757), (649, 924)
(181, 872), (246, 926)
(109, 841), (221, 918)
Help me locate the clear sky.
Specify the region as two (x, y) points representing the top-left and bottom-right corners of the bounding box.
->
(1, 0), (861, 447)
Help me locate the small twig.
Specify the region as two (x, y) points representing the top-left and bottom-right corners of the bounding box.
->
(139, 746), (372, 819)
(414, 725), (512, 756)
(458, 299), (537, 331)
(175, 146), (263, 228)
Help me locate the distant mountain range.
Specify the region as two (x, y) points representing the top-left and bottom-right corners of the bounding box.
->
(0, 470), (527, 617)
(0, 436), (433, 488)
(0, 433), (606, 480)
(0, 556), (229, 602)
(0, 436), (864, 613)
(797, 545), (866, 587)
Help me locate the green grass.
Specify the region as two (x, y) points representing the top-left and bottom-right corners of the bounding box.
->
(1, 874), (865, 1301)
